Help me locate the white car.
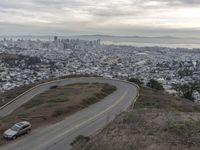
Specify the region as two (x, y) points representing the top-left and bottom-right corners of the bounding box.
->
(3, 121), (31, 140)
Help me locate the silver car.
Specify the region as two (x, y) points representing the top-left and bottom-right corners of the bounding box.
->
(3, 121), (31, 140)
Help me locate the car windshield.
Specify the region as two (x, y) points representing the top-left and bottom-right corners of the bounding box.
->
(11, 125), (21, 131)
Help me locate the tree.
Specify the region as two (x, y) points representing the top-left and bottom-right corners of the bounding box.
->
(172, 82), (200, 101)
(128, 78), (143, 85)
(147, 79), (164, 90)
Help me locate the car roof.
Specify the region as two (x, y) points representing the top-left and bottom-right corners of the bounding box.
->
(15, 121), (30, 127)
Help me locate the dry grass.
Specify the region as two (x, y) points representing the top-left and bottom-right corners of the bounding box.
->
(135, 87), (200, 112)
(72, 86), (200, 150)
(0, 83), (116, 146)
(0, 75), (100, 107)
(0, 84), (37, 107)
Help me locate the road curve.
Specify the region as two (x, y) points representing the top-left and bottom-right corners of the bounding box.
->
(0, 77), (138, 150)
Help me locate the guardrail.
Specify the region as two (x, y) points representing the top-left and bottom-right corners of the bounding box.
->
(123, 79), (140, 109)
(0, 78), (69, 111)
(0, 77), (140, 113)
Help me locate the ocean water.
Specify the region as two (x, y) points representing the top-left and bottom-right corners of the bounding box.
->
(72, 35), (200, 49)
(1, 36), (200, 49)
(102, 41), (200, 49)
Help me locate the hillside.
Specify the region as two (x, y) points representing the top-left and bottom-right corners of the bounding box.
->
(72, 86), (200, 150)
(0, 83), (116, 145)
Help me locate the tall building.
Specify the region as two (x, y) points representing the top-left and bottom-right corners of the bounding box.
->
(54, 36), (58, 49)
(97, 39), (101, 45)
(54, 36), (58, 42)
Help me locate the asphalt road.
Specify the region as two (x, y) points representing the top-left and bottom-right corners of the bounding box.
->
(0, 77), (138, 150)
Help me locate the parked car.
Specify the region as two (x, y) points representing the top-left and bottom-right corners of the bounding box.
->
(3, 121), (31, 140)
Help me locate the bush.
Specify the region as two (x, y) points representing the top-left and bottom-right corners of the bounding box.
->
(128, 78), (143, 85)
(95, 92), (107, 99)
(81, 85), (116, 107)
(70, 135), (90, 146)
(52, 109), (66, 117)
(169, 120), (195, 137)
(82, 97), (98, 106)
(101, 85), (117, 94)
(147, 79), (164, 90)
(172, 83), (199, 101)
(167, 119), (200, 145)
(23, 98), (45, 108)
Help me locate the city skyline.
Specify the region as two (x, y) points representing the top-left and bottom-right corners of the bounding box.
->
(0, 0), (200, 37)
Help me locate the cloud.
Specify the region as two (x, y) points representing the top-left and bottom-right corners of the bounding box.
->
(163, 0), (200, 6)
(0, 0), (200, 36)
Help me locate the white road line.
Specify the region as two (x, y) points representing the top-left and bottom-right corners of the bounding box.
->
(40, 91), (127, 149)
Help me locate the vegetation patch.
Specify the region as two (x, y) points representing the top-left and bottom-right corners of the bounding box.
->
(0, 82), (116, 146)
(146, 79), (164, 90)
(72, 86), (200, 150)
(23, 87), (70, 109)
(71, 135), (90, 147)
(134, 87), (200, 112)
(128, 78), (143, 85)
(52, 108), (67, 117)
(0, 74), (100, 107)
(167, 119), (200, 145)
(81, 84), (116, 107)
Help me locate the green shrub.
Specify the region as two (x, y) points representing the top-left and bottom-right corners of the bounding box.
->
(82, 97), (98, 106)
(70, 135), (90, 146)
(101, 85), (117, 94)
(147, 79), (164, 90)
(168, 119), (200, 138)
(128, 78), (143, 85)
(23, 98), (45, 108)
(52, 109), (66, 117)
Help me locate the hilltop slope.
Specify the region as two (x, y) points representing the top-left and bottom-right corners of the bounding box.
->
(72, 87), (200, 150)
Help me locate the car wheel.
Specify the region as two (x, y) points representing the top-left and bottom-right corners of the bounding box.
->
(27, 129), (31, 134)
(12, 136), (17, 140)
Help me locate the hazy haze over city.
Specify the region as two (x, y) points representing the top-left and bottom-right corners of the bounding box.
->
(0, 0), (200, 37)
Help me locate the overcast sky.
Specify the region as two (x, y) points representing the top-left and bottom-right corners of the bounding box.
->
(0, 0), (200, 37)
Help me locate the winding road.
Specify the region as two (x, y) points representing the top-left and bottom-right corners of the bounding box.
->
(0, 77), (138, 150)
